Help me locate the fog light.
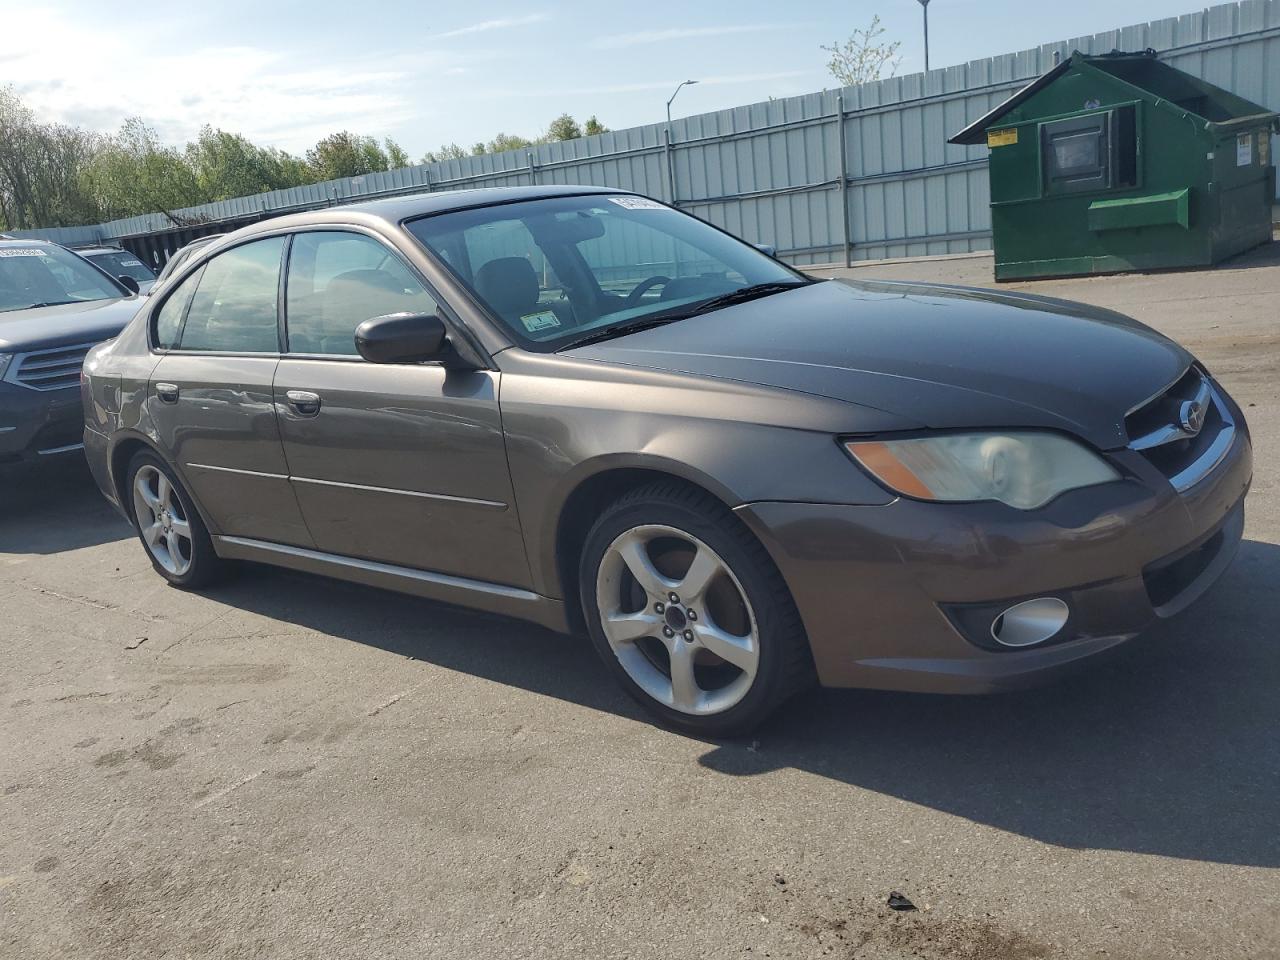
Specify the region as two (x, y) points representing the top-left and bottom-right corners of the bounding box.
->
(990, 597), (1069, 648)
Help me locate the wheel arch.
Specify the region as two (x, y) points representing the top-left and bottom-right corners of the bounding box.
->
(549, 457), (742, 635)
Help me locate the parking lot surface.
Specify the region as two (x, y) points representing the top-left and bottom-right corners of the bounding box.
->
(3, 244), (1279, 959)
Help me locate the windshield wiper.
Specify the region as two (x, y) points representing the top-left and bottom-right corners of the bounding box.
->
(20, 300), (80, 310)
(681, 280), (812, 317)
(559, 316), (684, 349)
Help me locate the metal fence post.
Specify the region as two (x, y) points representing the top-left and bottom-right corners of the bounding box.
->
(837, 93), (852, 268)
(527, 151), (539, 185)
(664, 127), (677, 204)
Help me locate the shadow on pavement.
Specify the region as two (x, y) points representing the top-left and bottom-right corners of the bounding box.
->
(203, 537), (1279, 869)
(0, 458), (132, 555)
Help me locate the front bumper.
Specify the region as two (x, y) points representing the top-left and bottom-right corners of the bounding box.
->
(736, 419), (1252, 693)
(0, 381), (87, 463)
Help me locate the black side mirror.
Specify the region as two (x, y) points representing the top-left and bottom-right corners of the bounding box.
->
(117, 275), (141, 295)
(753, 243), (777, 258)
(355, 312), (449, 364)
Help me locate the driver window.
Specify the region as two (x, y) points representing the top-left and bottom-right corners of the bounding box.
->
(285, 231), (437, 356)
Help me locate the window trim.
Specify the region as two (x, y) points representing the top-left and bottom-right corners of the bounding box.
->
(279, 226), (440, 361)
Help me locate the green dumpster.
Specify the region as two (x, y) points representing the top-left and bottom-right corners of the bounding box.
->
(949, 50), (1279, 281)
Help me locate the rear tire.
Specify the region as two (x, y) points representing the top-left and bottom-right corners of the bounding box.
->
(580, 481), (813, 737)
(126, 450), (228, 589)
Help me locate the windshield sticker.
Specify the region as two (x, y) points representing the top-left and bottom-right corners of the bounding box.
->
(608, 196), (666, 210)
(120, 259), (144, 267)
(520, 310), (561, 333)
(0, 248), (49, 258)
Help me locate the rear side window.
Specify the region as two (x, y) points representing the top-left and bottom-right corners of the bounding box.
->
(285, 231), (436, 355)
(152, 267), (202, 349)
(178, 237), (285, 353)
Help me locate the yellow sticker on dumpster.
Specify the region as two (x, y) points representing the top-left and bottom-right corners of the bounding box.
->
(987, 128), (1018, 148)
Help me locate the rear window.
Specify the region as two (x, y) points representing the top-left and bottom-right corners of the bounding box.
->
(88, 250), (157, 283)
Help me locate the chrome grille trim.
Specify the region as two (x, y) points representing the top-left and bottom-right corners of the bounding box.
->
(1129, 375), (1213, 451)
(1166, 386), (1235, 493)
(3, 340), (99, 391)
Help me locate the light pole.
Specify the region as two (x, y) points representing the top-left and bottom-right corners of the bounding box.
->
(918, 0), (931, 73)
(667, 80), (699, 126)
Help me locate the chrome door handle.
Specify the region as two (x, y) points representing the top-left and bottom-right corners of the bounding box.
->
(155, 382), (179, 403)
(285, 390), (322, 416)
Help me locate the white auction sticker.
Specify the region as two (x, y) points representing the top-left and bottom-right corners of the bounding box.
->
(0, 248), (48, 257)
(520, 310), (561, 333)
(608, 196), (666, 210)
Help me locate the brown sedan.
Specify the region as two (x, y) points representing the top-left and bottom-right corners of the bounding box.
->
(82, 187), (1252, 735)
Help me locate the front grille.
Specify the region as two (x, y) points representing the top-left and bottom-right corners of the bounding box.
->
(7, 342), (95, 391)
(1125, 366), (1234, 491)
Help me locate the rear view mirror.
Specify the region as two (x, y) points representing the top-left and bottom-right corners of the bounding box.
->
(118, 275), (141, 295)
(355, 312), (449, 364)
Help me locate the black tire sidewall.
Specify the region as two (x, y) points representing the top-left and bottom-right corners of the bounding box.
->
(580, 491), (800, 737)
(125, 451), (219, 588)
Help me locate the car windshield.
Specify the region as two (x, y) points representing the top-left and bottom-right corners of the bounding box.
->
(87, 250), (157, 282)
(0, 244), (124, 312)
(405, 194), (804, 349)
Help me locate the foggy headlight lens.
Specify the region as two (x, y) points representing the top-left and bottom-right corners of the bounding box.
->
(845, 432), (1120, 510)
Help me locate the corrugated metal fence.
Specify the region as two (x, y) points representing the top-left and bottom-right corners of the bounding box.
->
(15, 0), (1280, 266)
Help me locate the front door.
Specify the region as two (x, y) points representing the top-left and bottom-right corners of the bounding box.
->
(147, 235), (313, 547)
(272, 229), (530, 588)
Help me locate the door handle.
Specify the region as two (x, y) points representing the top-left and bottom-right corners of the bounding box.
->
(155, 382), (179, 403)
(285, 390), (322, 417)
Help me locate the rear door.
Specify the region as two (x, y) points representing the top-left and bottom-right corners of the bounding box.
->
(272, 228), (529, 587)
(147, 235), (313, 546)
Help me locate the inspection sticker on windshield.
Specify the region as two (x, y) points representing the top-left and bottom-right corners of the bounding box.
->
(121, 259), (144, 267)
(609, 196), (665, 210)
(0, 248), (48, 257)
(520, 310), (561, 333)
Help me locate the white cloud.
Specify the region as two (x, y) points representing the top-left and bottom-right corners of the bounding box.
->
(436, 13), (548, 39)
(592, 24), (784, 49)
(0, 7), (459, 153)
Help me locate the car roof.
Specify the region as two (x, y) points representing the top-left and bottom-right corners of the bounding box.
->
(74, 246), (126, 256)
(229, 184), (632, 241)
(0, 238), (55, 248)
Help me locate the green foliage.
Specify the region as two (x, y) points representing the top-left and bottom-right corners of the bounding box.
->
(0, 85), (611, 231)
(822, 15), (902, 87)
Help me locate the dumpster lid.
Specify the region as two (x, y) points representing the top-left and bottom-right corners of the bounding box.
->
(949, 49), (1280, 146)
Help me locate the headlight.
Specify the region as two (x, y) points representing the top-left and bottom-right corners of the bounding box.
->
(0, 353), (12, 380)
(845, 432), (1120, 510)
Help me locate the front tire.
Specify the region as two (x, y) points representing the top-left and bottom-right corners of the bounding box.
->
(580, 482), (813, 736)
(126, 451), (228, 589)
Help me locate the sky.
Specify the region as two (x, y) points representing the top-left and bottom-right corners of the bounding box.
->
(4, 0), (1212, 158)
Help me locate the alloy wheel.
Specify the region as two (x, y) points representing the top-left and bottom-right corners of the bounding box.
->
(595, 524), (760, 716)
(132, 465), (193, 576)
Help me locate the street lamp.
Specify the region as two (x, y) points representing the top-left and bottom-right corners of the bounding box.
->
(666, 80), (699, 126)
(918, 0), (931, 73)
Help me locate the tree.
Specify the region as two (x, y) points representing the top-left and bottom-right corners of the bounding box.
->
(186, 126), (311, 201)
(84, 117), (203, 219)
(0, 86), (102, 229)
(384, 138), (410, 169)
(305, 131), (391, 181)
(584, 116), (608, 136)
(422, 143), (468, 163)
(545, 113), (582, 142)
(821, 15), (902, 87)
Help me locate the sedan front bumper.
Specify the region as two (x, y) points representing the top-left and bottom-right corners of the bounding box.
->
(0, 381), (87, 463)
(736, 423), (1252, 693)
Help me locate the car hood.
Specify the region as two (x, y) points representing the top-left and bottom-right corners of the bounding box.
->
(0, 297), (141, 352)
(566, 278), (1192, 450)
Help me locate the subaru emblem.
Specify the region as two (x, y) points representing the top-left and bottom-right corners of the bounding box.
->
(1179, 399), (1206, 436)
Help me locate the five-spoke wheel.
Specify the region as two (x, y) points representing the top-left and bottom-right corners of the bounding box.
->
(581, 482), (812, 735)
(125, 451), (227, 588)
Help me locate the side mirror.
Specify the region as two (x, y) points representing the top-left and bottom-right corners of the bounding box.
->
(117, 275), (141, 295)
(355, 312), (449, 364)
(753, 243), (777, 258)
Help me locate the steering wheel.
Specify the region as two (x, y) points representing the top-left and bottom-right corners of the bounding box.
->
(624, 275), (672, 307)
